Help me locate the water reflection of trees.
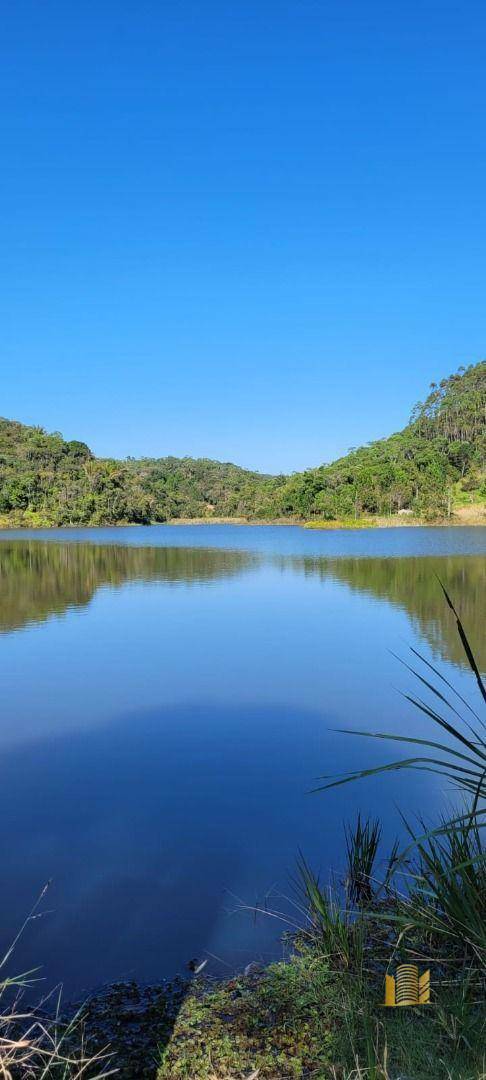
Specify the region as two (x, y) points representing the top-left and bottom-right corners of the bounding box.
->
(0, 543), (258, 633)
(0, 542), (483, 671)
(287, 555), (485, 671)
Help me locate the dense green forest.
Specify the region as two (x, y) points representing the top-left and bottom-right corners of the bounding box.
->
(0, 362), (484, 526)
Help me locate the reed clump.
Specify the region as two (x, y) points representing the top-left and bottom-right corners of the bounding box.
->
(0, 891), (114, 1079)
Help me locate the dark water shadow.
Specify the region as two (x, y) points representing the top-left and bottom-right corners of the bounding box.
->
(0, 700), (436, 982)
(0, 688), (442, 1077)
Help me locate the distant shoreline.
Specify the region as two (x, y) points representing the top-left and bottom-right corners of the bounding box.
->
(164, 514), (485, 528)
(0, 508), (484, 531)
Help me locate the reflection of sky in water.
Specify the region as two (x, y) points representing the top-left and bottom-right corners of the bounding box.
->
(0, 526), (484, 994)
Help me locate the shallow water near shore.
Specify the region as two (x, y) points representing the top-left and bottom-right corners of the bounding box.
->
(0, 525), (484, 995)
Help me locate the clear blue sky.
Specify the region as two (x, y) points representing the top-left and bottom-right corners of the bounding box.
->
(2, 1), (486, 473)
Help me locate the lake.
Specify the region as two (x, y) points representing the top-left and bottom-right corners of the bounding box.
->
(0, 525), (484, 996)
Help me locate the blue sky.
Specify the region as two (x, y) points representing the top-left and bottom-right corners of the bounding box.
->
(2, 1), (486, 473)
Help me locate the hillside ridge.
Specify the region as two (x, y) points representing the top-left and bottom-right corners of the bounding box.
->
(0, 362), (484, 525)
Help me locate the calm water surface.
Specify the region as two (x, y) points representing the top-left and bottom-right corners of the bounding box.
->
(0, 525), (484, 994)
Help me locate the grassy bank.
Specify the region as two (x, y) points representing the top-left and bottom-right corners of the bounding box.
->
(304, 506), (485, 528)
(156, 945), (483, 1080)
(157, 953), (344, 1079)
(0, 506), (484, 530)
(153, 840), (485, 1078)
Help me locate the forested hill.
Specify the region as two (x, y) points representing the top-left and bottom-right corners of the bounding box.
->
(276, 360), (486, 521)
(0, 424), (279, 525)
(0, 361), (484, 526)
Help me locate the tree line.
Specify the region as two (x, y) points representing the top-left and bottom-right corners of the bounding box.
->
(0, 362), (484, 526)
